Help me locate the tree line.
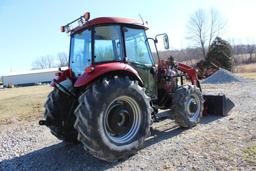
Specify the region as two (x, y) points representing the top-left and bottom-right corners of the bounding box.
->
(155, 43), (255, 64)
(155, 8), (255, 68)
(32, 52), (68, 69)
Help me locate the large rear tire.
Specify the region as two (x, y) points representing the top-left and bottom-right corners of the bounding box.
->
(44, 89), (78, 142)
(172, 85), (204, 128)
(74, 76), (153, 162)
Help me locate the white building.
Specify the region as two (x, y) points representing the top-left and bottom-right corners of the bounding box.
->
(2, 67), (68, 87)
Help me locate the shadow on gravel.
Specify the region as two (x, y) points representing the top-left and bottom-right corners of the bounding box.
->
(201, 114), (223, 124)
(0, 143), (113, 170)
(0, 112), (224, 171)
(145, 112), (223, 148)
(145, 126), (184, 148)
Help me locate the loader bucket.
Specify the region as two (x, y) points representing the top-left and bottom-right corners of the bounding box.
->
(203, 95), (235, 116)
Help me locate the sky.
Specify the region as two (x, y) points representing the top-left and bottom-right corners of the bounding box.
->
(0, 0), (256, 75)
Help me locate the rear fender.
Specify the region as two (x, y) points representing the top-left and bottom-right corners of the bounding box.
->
(74, 62), (143, 88)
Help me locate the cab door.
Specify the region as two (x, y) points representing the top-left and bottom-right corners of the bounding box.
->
(123, 27), (156, 98)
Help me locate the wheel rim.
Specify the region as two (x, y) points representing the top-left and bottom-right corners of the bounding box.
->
(185, 94), (201, 121)
(104, 96), (141, 144)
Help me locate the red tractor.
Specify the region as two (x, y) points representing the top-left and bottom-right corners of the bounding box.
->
(39, 12), (234, 162)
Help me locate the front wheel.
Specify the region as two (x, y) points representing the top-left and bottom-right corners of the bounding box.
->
(74, 76), (153, 162)
(172, 85), (204, 128)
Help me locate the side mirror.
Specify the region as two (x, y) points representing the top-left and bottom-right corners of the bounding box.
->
(155, 33), (170, 50)
(163, 34), (169, 49)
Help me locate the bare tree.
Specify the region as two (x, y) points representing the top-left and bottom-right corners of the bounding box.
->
(208, 9), (225, 47)
(32, 55), (55, 69)
(246, 40), (255, 63)
(247, 45), (255, 63)
(187, 9), (208, 58)
(187, 9), (225, 58)
(57, 52), (68, 67)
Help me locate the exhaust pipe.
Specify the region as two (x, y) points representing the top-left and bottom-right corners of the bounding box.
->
(39, 120), (49, 126)
(39, 119), (61, 127)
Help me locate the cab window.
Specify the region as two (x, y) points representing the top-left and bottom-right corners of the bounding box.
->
(94, 25), (123, 63)
(124, 27), (153, 65)
(70, 29), (91, 77)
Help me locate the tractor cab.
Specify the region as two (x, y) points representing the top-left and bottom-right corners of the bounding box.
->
(69, 23), (154, 75)
(62, 13), (167, 97)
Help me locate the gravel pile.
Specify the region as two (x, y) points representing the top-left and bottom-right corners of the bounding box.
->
(201, 68), (246, 84)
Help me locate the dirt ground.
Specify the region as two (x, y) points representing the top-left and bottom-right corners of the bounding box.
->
(0, 82), (256, 171)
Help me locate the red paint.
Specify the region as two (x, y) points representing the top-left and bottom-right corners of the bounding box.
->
(71, 17), (147, 34)
(50, 69), (72, 87)
(157, 60), (200, 91)
(87, 17), (146, 28)
(177, 63), (198, 86)
(74, 62), (143, 88)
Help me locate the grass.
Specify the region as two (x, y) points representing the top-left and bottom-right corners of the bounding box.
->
(234, 63), (256, 73)
(236, 72), (256, 79)
(233, 63), (256, 80)
(0, 85), (51, 124)
(244, 145), (256, 164)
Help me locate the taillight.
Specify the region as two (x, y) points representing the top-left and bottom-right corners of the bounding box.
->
(60, 26), (65, 32)
(85, 66), (95, 73)
(83, 12), (90, 21)
(55, 72), (61, 77)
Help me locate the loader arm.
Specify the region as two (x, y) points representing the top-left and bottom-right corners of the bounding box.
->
(177, 62), (200, 87)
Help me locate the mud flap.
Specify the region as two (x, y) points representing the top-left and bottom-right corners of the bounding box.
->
(203, 95), (235, 116)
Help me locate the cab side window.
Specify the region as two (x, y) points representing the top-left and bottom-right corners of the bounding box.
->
(124, 27), (153, 65)
(94, 25), (123, 63)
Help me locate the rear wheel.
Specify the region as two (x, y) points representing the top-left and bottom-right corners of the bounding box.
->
(44, 89), (78, 142)
(172, 85), (204, 128)
(74, 76), (153, 162)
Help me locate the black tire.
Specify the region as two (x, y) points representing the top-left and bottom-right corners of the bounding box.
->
(74, 76), (153, 162)
(44, 89), (78, 142)
(172, 85), (204, 128)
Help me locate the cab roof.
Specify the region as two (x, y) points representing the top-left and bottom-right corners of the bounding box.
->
(71, 17), (148, 34)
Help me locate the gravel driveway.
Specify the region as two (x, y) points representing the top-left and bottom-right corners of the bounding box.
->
(0, 82), (256, 171)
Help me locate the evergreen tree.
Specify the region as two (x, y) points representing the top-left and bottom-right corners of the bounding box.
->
(206, 37), (233, 71)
